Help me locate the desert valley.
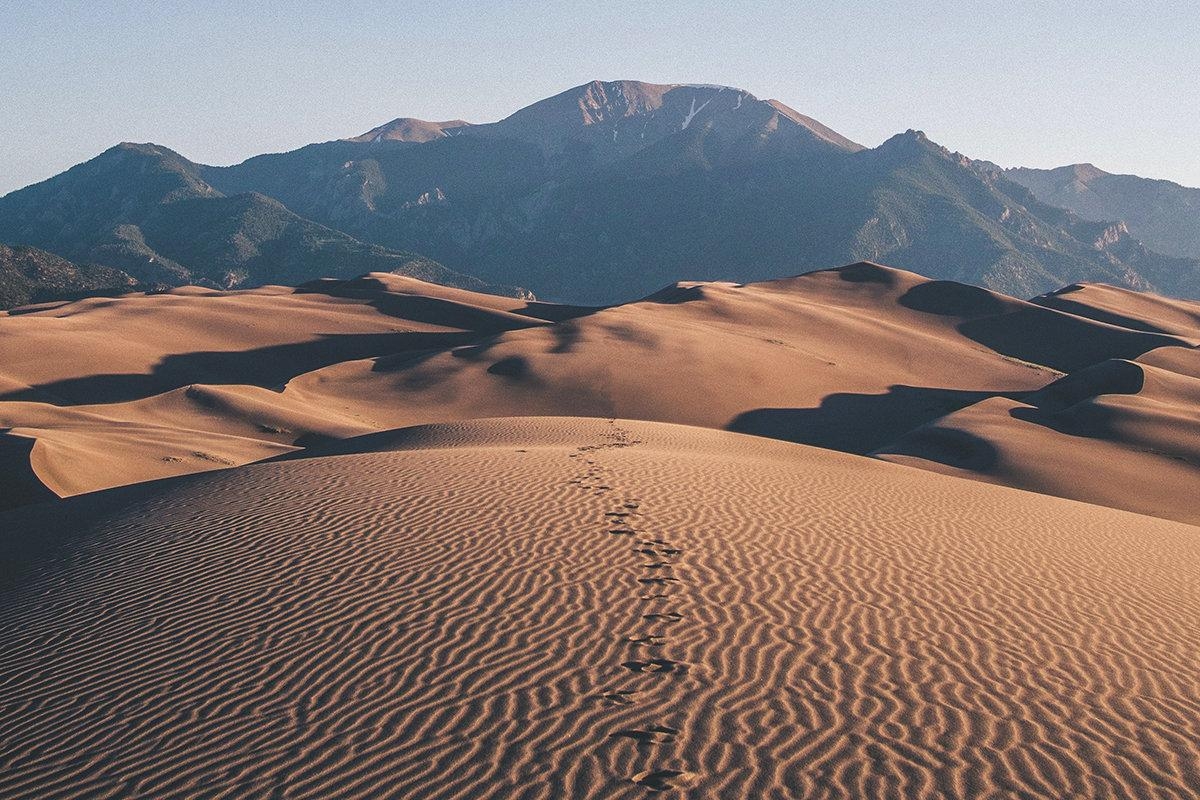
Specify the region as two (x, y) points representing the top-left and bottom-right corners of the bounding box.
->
(2, 60), (1199, 800)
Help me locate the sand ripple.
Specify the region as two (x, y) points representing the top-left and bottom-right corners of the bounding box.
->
(1, 417), (1197, 798)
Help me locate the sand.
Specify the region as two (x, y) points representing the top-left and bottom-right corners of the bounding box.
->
(1032, 281), (1200, 338)
(5, 262), (1196, 525)
(879, 286), (1200, 524)
(1, 417), (1197, 798)
(0, 274), (570, 505)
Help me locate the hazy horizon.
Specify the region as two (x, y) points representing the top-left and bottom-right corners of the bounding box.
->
(2, 0), (1198, 196)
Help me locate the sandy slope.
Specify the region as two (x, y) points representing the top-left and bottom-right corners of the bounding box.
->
(1, 417), (1197, 799)
(283, 263), (1188, 450)
(1032, 282), (1200, 338)
(0, 274), (562, 404)
(1, 263), (1197, 524)
(0, 274), (566, 504)
(3, 263), (1187, 497)
(879, 284), (1200, 524)
(877, 348), (1200, 524)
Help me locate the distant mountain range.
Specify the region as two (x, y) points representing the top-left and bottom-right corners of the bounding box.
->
(1002, 163), (1200, 261)
(0, 143), (522, 303)
(2, 79), (1198, 306)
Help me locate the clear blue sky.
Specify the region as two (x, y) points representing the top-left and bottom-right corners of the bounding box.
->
(2, 0), (1197, 195)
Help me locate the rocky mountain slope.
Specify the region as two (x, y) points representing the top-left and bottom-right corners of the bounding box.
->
(4, 80), (1198, 304)
(194, 80), (1200, 302)
(1005, 163), (1200, 260)
(0, 244), (138, 309)
(0, 143), (523, 302)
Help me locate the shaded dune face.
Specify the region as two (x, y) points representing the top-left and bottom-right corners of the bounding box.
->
(876, 284), (1200, 525)
(875, 348), (1200, 525)
(0, 274), (575, 505)
(1, 418), (1197, 799)
(1, 262), (1198, 526)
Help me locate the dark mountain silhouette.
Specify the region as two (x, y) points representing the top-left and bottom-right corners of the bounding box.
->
(0, 244), (138, 308)
(0, 143), (524, 302)
(3, 80), (1198, 304)
(198, 81), (1198, 302)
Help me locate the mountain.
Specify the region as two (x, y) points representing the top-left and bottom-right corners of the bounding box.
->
(195, 80), (1200, 303)
(0, 143), (525, 300)
(5, 80), (1200, 304)
(1003, 163), (1200, 260)
(0, 243), (138, 309)
(461, 79), (864, 158)
(348, 118), (473, 143)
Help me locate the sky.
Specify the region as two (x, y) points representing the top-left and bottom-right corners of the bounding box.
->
(2, 0), (1198, 195)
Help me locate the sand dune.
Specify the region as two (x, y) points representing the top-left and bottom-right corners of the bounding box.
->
(1032, 282), (1200, 338)
(1, 263), (1197, 524)
(284, 264), (1192, 449)
(877, 345), (1200, 524)
(2, 417), (1197, 798)
(0, 274), (561, 405)
(877, 283), (1200, 524)
(0, 273), (569, 503)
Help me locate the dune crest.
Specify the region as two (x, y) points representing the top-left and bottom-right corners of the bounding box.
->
(879, 285), (1200, 524)
(1, 262), (1198, 524)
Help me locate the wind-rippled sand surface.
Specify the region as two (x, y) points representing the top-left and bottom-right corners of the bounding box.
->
(2, 417), (1197, 798)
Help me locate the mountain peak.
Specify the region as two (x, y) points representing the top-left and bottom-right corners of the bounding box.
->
(9, 141), (219, 210)
(1006, 162), (1111, 185)
(478, 79), (861, 156)
(344, 80), (862, 161)
(876, 129), (939, 158)
(500, 80), (678, 129)
(1066, 163), (1109, 182)
(348, 118), (473, 144)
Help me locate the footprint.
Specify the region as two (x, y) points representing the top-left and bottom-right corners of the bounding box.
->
(622, 658), (687, 675)
(632, 769), (699, 792)
(635, 548), (658, 555)
(659, 548), (682, 556)
(640, 593), (670, 600)
(623, 502), (640, 509)
(642, 561), (672, 569)
(642, 612), (684, 622)
(610, 725), (679, 745)
(625, 634), (666, 647)
(639, 539), (668, 546)
(594, 689), (639, 706)
(610, 528), (637, 536)
(638, 577), (678, 585)
(605, 511), (632, 519)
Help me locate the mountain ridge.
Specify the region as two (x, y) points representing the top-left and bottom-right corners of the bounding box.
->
(4, 79), (1199, 304)
(344, 81), (866, 158)
(1004, 162), (1200, 261)
(0, 142), (527, 301)
(0, 243), (139, 309)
